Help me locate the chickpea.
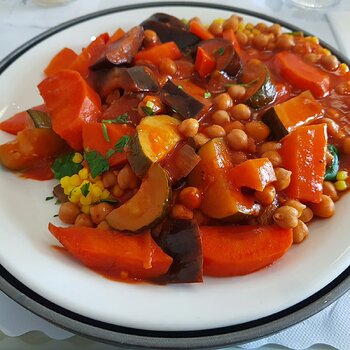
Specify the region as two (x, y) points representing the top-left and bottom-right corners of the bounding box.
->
(293, 220), (309, 244)
(276, 34), (295, 50)
(230, 103), (251, 121)
(284, 199), (306, 218)
(224, 120), (245, 134)
(255, 22), (268, 33)
(310, 194), (335, 218)
(117, 164), (138, 190)
(320, 54), (339, 71)
(90, 202), (114, 225)
(170, 204), (194, 220)
(75, 213), (94, 227)
(254, 184), (276, 205)
(268, 23), (282, 37)
(178, 118), (199, 138)
(223, 15), (240, 31)
(212, 110), (231, 125)
(342, 136), (350, 155)
(58, 202), (80, 224)
(178, 187), (202, 210)
(322, 181), (339, 202)
(213, 93), (233, 110)
(253, 33), (269, 50)
(273, 205), (299, 229)
(227, 85), (246, 100)
(245, 121), (270, 141)
(102, 171), (117, 188)
(204, 124), (226, 138)
(236, 31), (248, 46)
(226, 129), (248, 151)
(97, 220), (110, 230)
(259, 141), (281, 154)
(209, 21), (223, 36)
(304, 53), (321, 65)
(247, 137), (257, 153)
(111, 183), (124, 198)
(159, 58), (177, 76)
(143, 29), (159, 47)
(193, 132), (210, 148)
(231, 151), (248, 165)
(299, 207), (314, 223)
(335, 81), (350, 95)
(274, 167), (292, 191)
(261, 150), (282, 167)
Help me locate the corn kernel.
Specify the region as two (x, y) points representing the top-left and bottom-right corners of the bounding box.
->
(95, 180), (105, 190)
(319, 48), (331, 55)
(213, 18), (224, 25)
(81, 205), (91, 215)
(69, 187), (82, 204)
(339, 63), (349, 75)
(63, 185), (74, 196)
(70, 174), (82, 186)
(306, 36), (319, 45)
(238, 22), (244, 31)
(101, 189), (110, 200)
(245, 23), (253, 30)
(72, 152), (83, 164)
(60, 176), (70, 188)
(78, 168), (89, 180)
(336, 170), (348, 181)
(80, 193), (92, 206)
(252, 28), (261, 36)
(91, 184), (102, 198)
(335, 180), (347, 191)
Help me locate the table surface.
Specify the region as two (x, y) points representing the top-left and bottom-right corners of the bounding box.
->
(0, 0), (349, 349)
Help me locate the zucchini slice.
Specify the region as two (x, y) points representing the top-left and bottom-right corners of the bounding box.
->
(128, 115), (182, 177)
(106, 163), (171, 232)
(262, 90), (324, 140)
(241, 60), (276, 109)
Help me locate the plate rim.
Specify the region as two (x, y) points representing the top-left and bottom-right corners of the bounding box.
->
(0, 1), (349, 348)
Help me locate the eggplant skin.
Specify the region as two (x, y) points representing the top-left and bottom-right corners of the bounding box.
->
(156, 219), (203, 283)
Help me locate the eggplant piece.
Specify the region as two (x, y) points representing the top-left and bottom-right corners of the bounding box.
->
(94, 66), (159, 98)
(156, 219), (203, 283)
(198, 38), (242, 78)
(141, 13), (200, 51)
(90, 26), (144, 70)
(161, 80), (205, 119)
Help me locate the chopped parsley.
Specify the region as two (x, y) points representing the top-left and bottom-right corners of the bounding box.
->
(114, 135), (131, 153)
(101, 122), (110, 143)
(204, 91), (211, 99)
(81, 182), (90, 197)
(51, 152), (83, 180)
(225, 78), (259, 88)
(106, 148), (116, 159)
(102, 113), (129, 124)
(84, 150), (109, 178)
(53, 214), (59, 218)
(217, 47), (225, 56)
(142, 101), (155, 116)
(178, 85), (183, 90)
(45, 196), (54, 201)
(100, 198), (119, 204)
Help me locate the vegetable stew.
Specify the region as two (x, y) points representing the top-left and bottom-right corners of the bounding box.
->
(1, 13), (350, 284)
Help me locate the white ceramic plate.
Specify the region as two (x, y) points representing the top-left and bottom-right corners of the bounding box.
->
(0, 2), (349, 348)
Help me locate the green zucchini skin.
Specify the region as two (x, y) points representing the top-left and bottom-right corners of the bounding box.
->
(128, 133), (153, 178)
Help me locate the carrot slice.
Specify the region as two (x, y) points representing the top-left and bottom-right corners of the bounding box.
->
(189, 20), (214, 40)
(82, 122), (134, 167)
(228, 158), (276, 191)
(49, 223), (173, 280)
(134, 42), (182, 66)
(44, 48), (78, 76)
(195, 46), (216, 78)
(222, 29), (242, 56)
(108, 28), (125, 43)
(38, 69), (102, 150)
(274, 51), (330, 98)
(280, 124), (327, 203)
(0, 104), (46, 135)
(201, 225), (293, 276)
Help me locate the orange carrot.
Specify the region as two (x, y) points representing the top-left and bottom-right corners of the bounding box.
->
(82, 122), (134, 166)
(222, 29), (242, 55)
(189, 20), (214, 40)
(134, 42), (182, 66)
(49, 223), (173, 280)
(44, 48), (78, 76)
(280, 124), (327, 203)
(0, 104), (46, 135)
(195, 46), (216, 78)
(108, 28), (125, 43)
(38, 69), (102, 150)
(228, 158), (276, 191)
(201, 225), (293, 276)
(274, 51), (330, 98)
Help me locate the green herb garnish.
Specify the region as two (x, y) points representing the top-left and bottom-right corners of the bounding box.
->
(100, 198), (119, 204)
(142, 101), (155, 116)
(204, 91), (211, 99)
(217, 47), (225, 56)
(101, 122), (110, 143)
(102, 113), (129, 124)
(106, 149), (116, 159)
(45, 196), (54, 201)
(81, 182), (90, 197)
(53, 214), (59, 218)
(178, 85), (183, 90)
(52, 152), (83, 180)
(114, 135), (131, 153)
(84, 151), (109, 178)
(225, 78), (259, 88)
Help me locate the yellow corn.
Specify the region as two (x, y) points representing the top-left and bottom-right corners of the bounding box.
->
(101, 189), (110, 200)
(319, 48), (331, 56)
(60, 176), (70, 188)
(306, 36), (319, 45)
(80, 193), (92, 206)
(213, 18), (224, 25)
(72, 152), (83, 164)
(336, 170), (348, 181)
(245, 23), (253, 30)
(252, 28), (260, 36)
(69, 187), (82, 204)
(335, 180), (347, 191)
(78, 168), (89, 180)
(339, 63), (349, 75)
(91, 184), (102, 198)
(63, 185), (74, 196)
(95, 180), (105, 190)
(70, 174), (82, 187)
(81, 205), (91, 215)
